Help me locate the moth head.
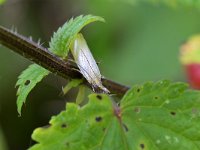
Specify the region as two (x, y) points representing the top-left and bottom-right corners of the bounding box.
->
(100, 85), (110, 94)
(91, 82), (110, 94)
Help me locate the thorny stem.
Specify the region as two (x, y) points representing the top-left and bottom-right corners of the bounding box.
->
(0, 25), (129, 97)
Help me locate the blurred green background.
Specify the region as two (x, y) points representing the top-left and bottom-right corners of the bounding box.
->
(1, 0), (200, 149)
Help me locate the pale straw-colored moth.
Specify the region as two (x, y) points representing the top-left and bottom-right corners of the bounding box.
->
(70, 33), (110, 94)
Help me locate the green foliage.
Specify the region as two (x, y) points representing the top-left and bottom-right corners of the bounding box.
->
(16, 64), (49, 115)
(0, 0), (5, 5)
(16, 15), (104, 115)
(61, 79), (85, 105)
(49, 15), (105, 58)
(76, 85), (86, 104)
(62, 79), (83, 95)
(152, 0), (200, 8)
(124, 0), (200, 8)
(30, 80), (200, 150)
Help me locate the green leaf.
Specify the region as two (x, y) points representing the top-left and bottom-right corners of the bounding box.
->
(76, 85), (85, 105)
(29, 80), (200, 150)
(61, 79), (85, 105)
(49, 15), (105, 58)
(16, 64), (49, 115)
(61, 79), (83, 95)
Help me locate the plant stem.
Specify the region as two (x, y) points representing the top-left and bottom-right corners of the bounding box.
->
(0, 25), (129, 97)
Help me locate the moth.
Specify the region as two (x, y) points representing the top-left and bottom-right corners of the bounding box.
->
(70, 33), (110, 94)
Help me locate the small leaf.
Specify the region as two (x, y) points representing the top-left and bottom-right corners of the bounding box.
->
(76, 85), (85, 105)
(16, 64), (49, 115)
(49, 15), (105, 58)
(61, 79), (83, 95)
(30, 80), (200, 150)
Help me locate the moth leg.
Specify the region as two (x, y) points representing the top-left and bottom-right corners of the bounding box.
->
(101, 76), (105, 79)
(66, 58), (77, 67)
(91, 84), (98, 93)
(96, 60), (101, 66)
(71, 67), (81, 73)
(67, 58), (76, 63)
(109, 93), (117, 97)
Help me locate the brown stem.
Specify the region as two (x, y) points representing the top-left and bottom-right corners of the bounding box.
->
(0, 25), (129, 97)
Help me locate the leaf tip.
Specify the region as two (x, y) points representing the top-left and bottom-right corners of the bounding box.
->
(17, 107), (22, 117)
(17, 100), (23, 116)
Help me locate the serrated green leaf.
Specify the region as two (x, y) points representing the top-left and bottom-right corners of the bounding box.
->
(30, 80), (200, 150)
(16, 64), (49, 115)
(49, 15), (105, 58)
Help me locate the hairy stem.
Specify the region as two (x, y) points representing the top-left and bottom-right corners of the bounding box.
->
(0, 25), (129, 97)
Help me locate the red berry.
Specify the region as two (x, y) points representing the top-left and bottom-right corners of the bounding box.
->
(185, 64), (200, 89)
(180, 35), (200, 89)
